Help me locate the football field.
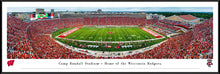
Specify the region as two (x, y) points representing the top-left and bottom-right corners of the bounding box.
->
(64, 27), (156, 41)
(52, 26), (166, 51)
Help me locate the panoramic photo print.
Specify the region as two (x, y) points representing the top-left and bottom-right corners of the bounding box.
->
(7, 7), (213, 59)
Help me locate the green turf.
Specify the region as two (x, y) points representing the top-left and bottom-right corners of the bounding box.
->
(65, 27), (156, 41)
(52, 26), (167, 51)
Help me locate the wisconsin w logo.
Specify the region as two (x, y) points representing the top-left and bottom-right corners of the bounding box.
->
(7, 60), (15, 67)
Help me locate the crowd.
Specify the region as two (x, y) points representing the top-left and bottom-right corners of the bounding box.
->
(83, 17), (146, 25)
(159, 20), (191, 29)
(146, 19), (181, 35)
(26, 18), (94, 59)
(124, 18), (213, 59)
(155, 22), (181, 31)
(146, 19), (158, 25)
(7, 16), (32, 59)
(7, 16), (213, 59)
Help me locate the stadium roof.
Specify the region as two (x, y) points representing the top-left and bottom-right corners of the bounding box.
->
(178, 14), (198, 21)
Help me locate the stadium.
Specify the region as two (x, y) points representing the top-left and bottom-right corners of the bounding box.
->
(7, 9), (213, 59)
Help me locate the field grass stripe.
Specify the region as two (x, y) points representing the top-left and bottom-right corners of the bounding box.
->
(130, 27), (146, 40)
(124, 27), (137, 41)
(138, 28), (156, 39)
(123, 27), (131, 41)
(104, 27), (108, 41)
(116, 27), (121, 41)
(83, 27), (97, 40)
(93, 28), (102, 41)
(135, 28), (152, 39)
(94, 28), (102, 41)
(73, 27), (88, 40)
(75, 27), (92, 40)
(67, 29), (84, 39)
(120, 27), (127, 41)
(66, 27), (88, 39)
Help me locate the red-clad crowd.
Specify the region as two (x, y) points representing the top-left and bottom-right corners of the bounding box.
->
(146, 19), (158, 25)
(7, 16), (32, 59)
(155, 22), (181, 31)
(7, 16), (213, 59)
(159, 20), (191, 29)
(26, 18), (94, 59)
(83, 17), (146, 25)
(146, 19), (181, 35)
(124, 18), (213, 59)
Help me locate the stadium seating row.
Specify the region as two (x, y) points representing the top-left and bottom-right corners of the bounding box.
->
(159, 20), (191, 29)
(146, 20), (177, 36)
(83, 17), (146, 25)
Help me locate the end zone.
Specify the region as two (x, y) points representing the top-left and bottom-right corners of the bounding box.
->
(57, 27), (80, 38)
(140, 27), (163, 38)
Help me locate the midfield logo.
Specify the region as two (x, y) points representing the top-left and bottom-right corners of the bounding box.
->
(7, 60), (15, 67)
(108, 32), (113, 34)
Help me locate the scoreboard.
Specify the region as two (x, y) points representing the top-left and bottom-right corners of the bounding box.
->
(30, 13), (54, 20)
(37, 13), (48, 19)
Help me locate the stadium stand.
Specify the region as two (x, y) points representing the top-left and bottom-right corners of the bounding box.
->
(125, 18), (213, 59)
(83, 17), (145, 25)
(159, 20), (191, 29)
(146, 19), (181, 36)
(7, 16), (32, 59)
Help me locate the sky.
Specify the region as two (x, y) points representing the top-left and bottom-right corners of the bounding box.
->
(7, 7), (213, 12)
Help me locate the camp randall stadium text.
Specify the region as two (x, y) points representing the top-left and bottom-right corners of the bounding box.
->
(58, 61), (162, 66)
